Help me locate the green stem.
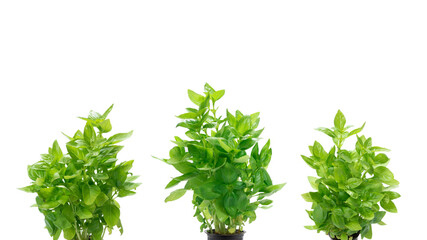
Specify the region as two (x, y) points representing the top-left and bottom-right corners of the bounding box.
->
(83, 228), (88, 239)
(74, 221), (82, 240)
(71, 203), (82, 240)
(101, 226), (107, 239)
(213, 215), (226, 234)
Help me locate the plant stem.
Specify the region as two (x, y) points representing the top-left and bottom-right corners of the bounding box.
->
(82, 228), (87, 239)
(213, 215), (226, 234)
(71, 203), (83, 240)
(74, 221), (82, 240)
(101, 227), (107, 239)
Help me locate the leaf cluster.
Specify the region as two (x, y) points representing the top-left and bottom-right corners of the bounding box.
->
(20, 105), (140, 240)
(160, 84), (285, 235)
(302, 110), (400, 240)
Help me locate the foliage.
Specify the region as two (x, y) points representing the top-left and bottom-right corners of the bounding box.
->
(20, 105), (140, 240)
(301, 110), (400, 240)
(159, 83), (285, 235)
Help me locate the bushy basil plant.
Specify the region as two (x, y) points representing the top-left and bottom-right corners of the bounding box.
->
(159, 84), (285, 235)
(20, 105), (140, 240)
(302, 110), (400, 240)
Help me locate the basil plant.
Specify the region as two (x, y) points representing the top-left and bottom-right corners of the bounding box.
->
(20, 105), (140, 240)
(159, 84), (285, 235)
(301, 110), (400, 240)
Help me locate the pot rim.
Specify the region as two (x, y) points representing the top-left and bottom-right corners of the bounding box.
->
(329, 231), (360, 240)
(205, 230), (246, 236)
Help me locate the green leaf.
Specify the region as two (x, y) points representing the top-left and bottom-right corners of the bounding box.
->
(165, 189), (187, 202)
(259, 183), (286, 197)
(361, 224), (373, 239)
(360, 207), (375, 220)
(53, 215), (72, 229)
(374, 153), (390, 164)
(212, 90), (225, 101)
(214, 199), (229, 222)
(313, 204), (327, 225)
(343, 207), (357, 219)
(177, 112), (198, 119)
(235, 190), (249, 211)
(196, 182), (221, 200)
(304, 225), (317, 230)
(206, 137), (232, 153)
(223, 192), (238, 217)
(172, 162), (196, 174)
(215, 163), (239, 184)
(93, 173), (109, 180)
(188, 89), (204, 106)
(168, 146), (184, 163)
(88, 219), (103, 238)
(233, 155), (250, 163)
(199, 94), (210, 109)
(62, 204), (75, 223)
(316, 127), (336, 138)
(102, 203), (120, 228)
(66, 142), (84, 160)
(117, 189), (136, 197)
(331, 209), (345, 229)
(380, 199), (398, 213)
(227, 110), (236, 127)
(239, 138), (257, 150)
(63, 228), (76, 240)
(204, 83), (216, 93)
(334, 162), (349, 183)
(302, 155), (315, 169)
(334, 110), (346, 130)
(19, 185), (37, 193)
(165, 172), (198, 189)
(185, 131), (201, 140)
(84, 123), (96, 143)
(99, 119), (112, 133)
(348, 122), (365, 136)
(259, 199), (273, 205)
(347, 178), (363, 188)
(52, 140), (63, 162)
(312, 141), (325, 158)
(308, 176), (319, 190)
(384, 191), (401, 200)
(372, 211), (386, 224)
(95, 192), (109, 207)
(370, 146), (390, 152)
(302, 193), (313, 202)
(77, 207), (93, 219)
(237, 115), (251, 135)
(82, 184), (101, 205)
(374, 166), (399, 185)
(101, 104), (114, 119)
(346, 221), (362, 231)
(108, 131), (133, 144)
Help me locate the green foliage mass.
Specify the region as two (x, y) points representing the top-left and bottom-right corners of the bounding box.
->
(302, 110), (400, 240)
(20, 105), (140, 240)
(159, 83), (285, 234)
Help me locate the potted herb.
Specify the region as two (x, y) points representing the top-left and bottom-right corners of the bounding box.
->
(20, 105), (140, 240)
(301, 110), (400, 240)
(158, 83), (285, 240)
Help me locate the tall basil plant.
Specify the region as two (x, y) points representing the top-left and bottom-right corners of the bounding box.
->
(159, 83), (285, 235)
(20, 105), (140, 240)
(301, 110), (400, 240)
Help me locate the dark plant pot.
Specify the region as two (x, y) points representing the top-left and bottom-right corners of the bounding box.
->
(206, 230), (245, 240)
(330, 232), (360, 240)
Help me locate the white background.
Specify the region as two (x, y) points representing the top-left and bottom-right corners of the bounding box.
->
(0, 1), (426, 239)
